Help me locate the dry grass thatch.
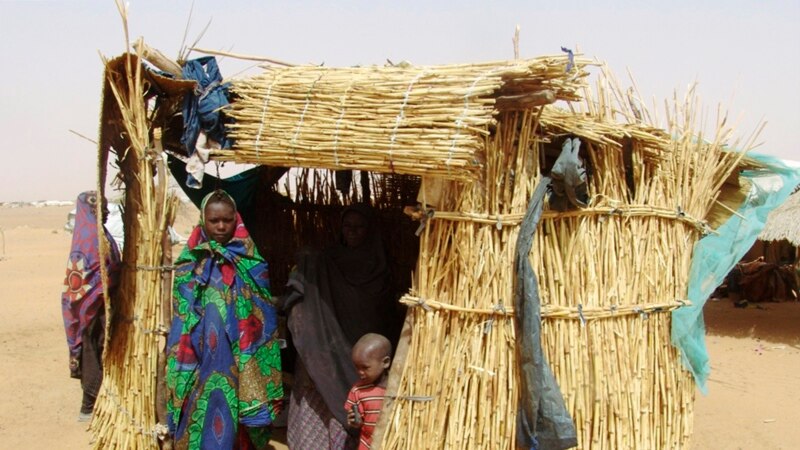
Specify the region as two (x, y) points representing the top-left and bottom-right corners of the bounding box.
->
(219, 56), (592, 181)
(90, 49), (178, 449)
(759, 190), (800, 245)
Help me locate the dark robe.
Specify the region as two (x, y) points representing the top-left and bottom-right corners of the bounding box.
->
(283, 205), (395, 448)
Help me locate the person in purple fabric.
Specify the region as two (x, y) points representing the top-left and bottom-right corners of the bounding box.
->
(61, 191), (121, 422)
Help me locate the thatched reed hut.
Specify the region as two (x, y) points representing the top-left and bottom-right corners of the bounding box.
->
(87, 36), (796, 449)
(754, 189), (800, 259)
(760, 188), (800, 245)
(734, 188), (800, 300)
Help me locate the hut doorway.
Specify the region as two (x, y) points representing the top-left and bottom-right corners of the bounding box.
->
(166, 157), (422, 303)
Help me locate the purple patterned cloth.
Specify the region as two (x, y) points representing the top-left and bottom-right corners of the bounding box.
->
(61, 191), (120, 364)
(287, 361), (354, 450)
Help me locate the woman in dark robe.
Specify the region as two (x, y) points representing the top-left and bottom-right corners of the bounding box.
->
(61, 191), (121, 421)
(283, 204), (398, 449)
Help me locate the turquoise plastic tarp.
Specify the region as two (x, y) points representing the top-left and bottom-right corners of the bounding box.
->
(672, 153), (800, 393)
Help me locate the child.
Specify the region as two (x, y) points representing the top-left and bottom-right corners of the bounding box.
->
(345, 333), (392, 450)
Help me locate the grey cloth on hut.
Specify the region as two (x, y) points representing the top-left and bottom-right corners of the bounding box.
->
(516, 139), (585, 450)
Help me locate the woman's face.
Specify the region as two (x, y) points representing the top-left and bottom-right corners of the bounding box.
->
(341, 211), (369, 248)
(203, 201), (236, 245)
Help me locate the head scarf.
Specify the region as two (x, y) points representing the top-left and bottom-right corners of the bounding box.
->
(61, 191), (121, 361)
(325, 203), (393, 343)
(166, 190), (282, 448)
(199, 187), (237, 224)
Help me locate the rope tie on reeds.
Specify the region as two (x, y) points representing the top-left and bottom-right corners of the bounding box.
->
(119, 315), (159, 333)
(385, 394), (435, 402)
(414, 208), (435, 236)
(675, 205), (714, 235)
(117, 312), (168, 336)
(483, 303), (508, 333)
(448, 69), (494, 171)
(389, 70), (427, 171)
(401, 295), (690, 320)
(412, 205), (716, 241)
(97, 386), (166, 441)
(409, 204), (710, 228)
(401, 295), (513, 316)
(120, 314), (140, 323)
(483, 318), (493, 334)
(414, 296), (433, 312)
(254, 75), (279, 157)
(291, 71), (327, 156)
(332, 79), (355, 165)
(468, 364), (496, 377)
(538, 203), (714, 233)
(541, 300), (691, 320)
(143, 325), (169, 336)
(421, 210), (525, 226)
(136, 264), (176, 271)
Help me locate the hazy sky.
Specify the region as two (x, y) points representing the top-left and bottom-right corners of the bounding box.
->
(1, 0), (797, 201)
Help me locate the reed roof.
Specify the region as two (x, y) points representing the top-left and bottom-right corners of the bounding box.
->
(218, 56), (591, 181)
(759, 190), (800, 245)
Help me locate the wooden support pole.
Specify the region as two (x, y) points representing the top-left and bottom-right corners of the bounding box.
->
(132, 41), (183, 77)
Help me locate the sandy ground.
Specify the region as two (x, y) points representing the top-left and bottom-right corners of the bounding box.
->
(0, 203), (797, 449)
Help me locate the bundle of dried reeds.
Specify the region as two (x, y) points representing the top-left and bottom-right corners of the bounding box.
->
(379, 63), (755, 449)
(89, 10), (177, 447)
(381, 110), (541, 449)
(220, 57), (591, 181)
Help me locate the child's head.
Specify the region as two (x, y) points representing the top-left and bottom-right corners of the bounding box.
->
(351, 333), (392, 384)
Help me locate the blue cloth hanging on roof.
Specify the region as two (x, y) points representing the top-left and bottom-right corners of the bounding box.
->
(181, 56), (233, 188)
